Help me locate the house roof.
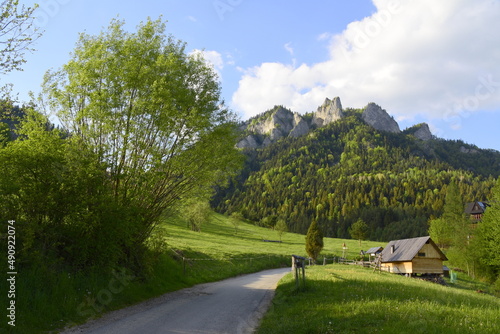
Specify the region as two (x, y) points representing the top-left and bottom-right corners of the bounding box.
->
(464, 201), (487, 215)
(365, 246), (383, 254)
(380, 236), (447, 263)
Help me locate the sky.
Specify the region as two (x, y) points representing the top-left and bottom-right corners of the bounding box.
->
(4, 0), (500, 151)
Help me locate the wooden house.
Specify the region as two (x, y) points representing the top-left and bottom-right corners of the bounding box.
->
(380, 236), (447, 275)
(464, 201), (488, 225)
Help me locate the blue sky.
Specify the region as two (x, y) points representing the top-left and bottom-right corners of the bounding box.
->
(5, 0), (500, 151)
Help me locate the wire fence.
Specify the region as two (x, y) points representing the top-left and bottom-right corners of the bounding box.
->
(168, 248), (376, 276)
(168, 248), (291, 275)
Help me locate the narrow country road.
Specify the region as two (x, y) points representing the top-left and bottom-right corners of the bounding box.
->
(62, 267), (290, 334)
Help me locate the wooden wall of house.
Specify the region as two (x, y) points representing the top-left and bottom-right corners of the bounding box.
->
(416, 243), (442, 259)
(412, 258), (444, 274)
(381, 259), (444, 274)
(381, 261), (413, 274)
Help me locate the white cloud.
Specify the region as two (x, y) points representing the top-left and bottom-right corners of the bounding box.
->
(284, 42), (294, 56)
(317, 32), (333, 41)
(191, 49), (224, 78)
(232, 0), (500, 122)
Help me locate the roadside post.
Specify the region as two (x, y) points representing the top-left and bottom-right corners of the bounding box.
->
(291, 255), (306, 289)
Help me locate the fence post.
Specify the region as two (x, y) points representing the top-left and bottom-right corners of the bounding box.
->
(292, 255), (306, 290)
(291, 256), (297, 288)
(301, 259), (306, 288)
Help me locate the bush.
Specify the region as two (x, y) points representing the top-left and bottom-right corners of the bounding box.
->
(0, 111), (144, 271)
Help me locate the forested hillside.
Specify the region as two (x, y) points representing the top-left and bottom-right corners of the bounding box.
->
(213, 108), (500, 241)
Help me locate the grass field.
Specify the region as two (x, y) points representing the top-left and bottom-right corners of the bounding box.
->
(5, 213), (380, 333)
(157, 212), (383, 284)
(5, 212), (497, 333)
(163, 212), (382, 268)
(257, 265), (500, 334)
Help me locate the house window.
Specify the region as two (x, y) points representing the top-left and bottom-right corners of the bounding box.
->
(418, 252), (426, 257)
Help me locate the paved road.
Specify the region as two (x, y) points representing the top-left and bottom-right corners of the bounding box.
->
(63, 267), (290, 334)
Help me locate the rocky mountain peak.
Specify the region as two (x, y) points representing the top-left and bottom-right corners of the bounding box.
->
(361, 103), (400, 133)
(236, 106), (310, 149)
(236, 98), (431, 149)
(312, 97), (343, 128)
(245, 106), (292, 139)
(289, 112), (310, 138)
(409, 123), (433, 141)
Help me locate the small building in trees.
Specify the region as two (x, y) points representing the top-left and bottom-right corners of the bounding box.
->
(464, 201), (488, 225)
(365, 246), (383, 262)
(380, 236), (447, 275)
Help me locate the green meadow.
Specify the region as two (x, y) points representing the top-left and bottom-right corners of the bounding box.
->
(8, 213), (378, 333)
(5, 213), (497, 333)
(257, 265), (500, 334)
(163, 213), (381, 268)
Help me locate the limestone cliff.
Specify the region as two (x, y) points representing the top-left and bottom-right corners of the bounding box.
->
(237, 106), (310, 148)
(361, 103), (401, 133)
(289, 112), (310, 138)
(405, 123), (433, 141)
(237, 98), (433, 149)
(312, 97), (343, 128)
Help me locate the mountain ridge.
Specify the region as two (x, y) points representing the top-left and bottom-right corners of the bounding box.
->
(214, 104), (500, 241)
(237, 97), (433, 149)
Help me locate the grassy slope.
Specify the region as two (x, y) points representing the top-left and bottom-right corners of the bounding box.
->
(257, 265), (500, 334)
(163, 213), (381, 264)
(160, 213), (382, 283)
(9, 213), (495, 333)
(19, 213), (373, 334)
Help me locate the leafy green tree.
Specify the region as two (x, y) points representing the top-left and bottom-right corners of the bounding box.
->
(428, 217), (454, 249)
(275, 218), (288, 242)
(473, 178), (500, 281)
(439, 181), (477, 275)
(349, 218), (368, 246)
(184, 199), (211, 232)
(442, 182), (466, 226)
(42, 18), (242, 244)
(0, 0), (41, 74)
(0, 110), (134, 268)
(305, 220), (323, 263)
(0, 100), (30, 144)
(0, 119), (8, 143)
(260, 215), (278, 229)
(428, 182), (467, 249)
(229, 211), (244, 234)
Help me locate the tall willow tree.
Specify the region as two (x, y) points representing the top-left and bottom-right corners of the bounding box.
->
(42, 18), (241, 242)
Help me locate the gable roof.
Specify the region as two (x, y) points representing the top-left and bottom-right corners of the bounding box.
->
(365, 246), (383, 254)
(380, 236), (447, 263)
(465, 201), (488, 215)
